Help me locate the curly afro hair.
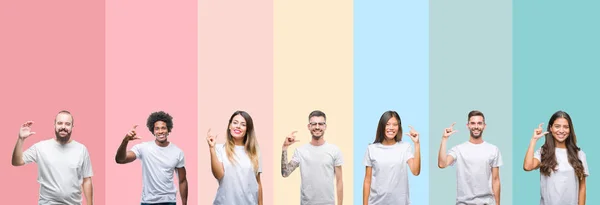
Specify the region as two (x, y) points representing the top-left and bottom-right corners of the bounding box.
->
(146, 111), (173, 133)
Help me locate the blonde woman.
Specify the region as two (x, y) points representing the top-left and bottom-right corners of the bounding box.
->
(207, 111), (263, 205)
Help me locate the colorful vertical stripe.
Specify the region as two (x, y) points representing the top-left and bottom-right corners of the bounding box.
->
(354, 0), (429, 204)
(197, 0), (273, 203)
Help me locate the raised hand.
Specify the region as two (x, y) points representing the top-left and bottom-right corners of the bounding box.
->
(442, 122), (458, 139)
(405, 125), (420, 143)
(19, 121), (36, 140)
(282, 131), (300, 148)
(124, 125), (142, 141)
(532, 123), (548, 140)
(206, 128), (218, 148)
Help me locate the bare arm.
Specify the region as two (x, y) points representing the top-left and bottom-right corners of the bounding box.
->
(82, 177), (93, 205)
(523, 139), (541, 171)
(115, 125), (140, 164)
(12, 138), (26, 166)
(524, 123), (545, 171)
(335, 166), (343, 205)
(363, 166), (372, 205)
(281, 149), (299, 177)
(209, 147), (224, 180)
(438, 138), (454, 169)
(578, 177), (586, 205)
(408, 142), (421, 175)
(115, 139), (137, 164)
(257, 173), (263, 205)
(13, 121), (36, 166)
(492, 167), (501, 205)
(177, 167), (188, 205)
(438, 123), (457, 169)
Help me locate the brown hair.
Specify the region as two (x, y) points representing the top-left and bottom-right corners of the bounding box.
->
(540, 111), (585, 179)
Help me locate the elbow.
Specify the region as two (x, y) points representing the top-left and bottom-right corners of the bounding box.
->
(281, 172), (289, 178)
(523, 164), (533, 172)
(437, 162), (445, 169)
(11, 160), (23, 167)
(115, 158), (125, 164)
(413, 170), (421, 176)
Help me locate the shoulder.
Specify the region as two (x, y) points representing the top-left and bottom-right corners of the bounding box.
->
(578, 149), (587, 158)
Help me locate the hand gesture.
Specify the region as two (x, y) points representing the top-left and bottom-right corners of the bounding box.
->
(442, 122), (458, 139)
(206, 128), (218, 148)
(532, 123), (548, 140)
(19, 121), (36, 139)
(405, 125), (419, 143)
(283, 131), (300, 148)
(124, 125), (142, 141)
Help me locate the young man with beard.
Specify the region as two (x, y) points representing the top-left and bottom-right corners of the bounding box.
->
(12, 110), (94, 205)
(438, 110), (502, 205)
(115, 111), (188, 205)
(281, 110), (344, 205)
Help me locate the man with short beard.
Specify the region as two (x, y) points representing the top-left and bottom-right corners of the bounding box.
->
(115, 111), (187, 205)
(281, 110), (344, 205)
(438, 110), (503, 205)
(12, 110), (94, 205)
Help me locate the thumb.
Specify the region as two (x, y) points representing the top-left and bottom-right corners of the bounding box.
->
(30, 132), (37, 136)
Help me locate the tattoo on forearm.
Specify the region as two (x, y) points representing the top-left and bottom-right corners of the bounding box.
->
(281, 150), (299, 177)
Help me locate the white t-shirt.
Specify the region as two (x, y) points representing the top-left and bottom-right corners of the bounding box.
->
(363, 141), (414, 205)
(22, 139), (93, 205)
(131, 141), (185, 203)
(448, 141), (502, 205)
(213, 144), (262, 205)
(291, 142), (343, 205)
(534, 148), (589, 205)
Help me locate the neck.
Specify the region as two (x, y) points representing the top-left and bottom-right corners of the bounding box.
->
(469, 136), (484, 144)
(155, 139), (170, 147)
(55, 137), (72, 145)
(555, 140), (567, 148)
(311, 136), (325, 146)
(233, 137), (245, 146)
(382, 138), (396, 145)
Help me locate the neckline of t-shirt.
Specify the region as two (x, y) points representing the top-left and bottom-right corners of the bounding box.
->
(309, 141), (328, 147)
(52, 138), (76, 147)
(378, 141), (400, 147)
(467, 141), (486, 146)
(153, 141), (172, 148)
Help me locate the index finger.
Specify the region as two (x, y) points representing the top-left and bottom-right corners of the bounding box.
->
(207, 128), (212, 135)
(290, 131), (298, 137)
(132, 124), (138, 129)
(538, 123), (544, 129)
(408, 125), (415, 131)
(450, 122), (456, 128)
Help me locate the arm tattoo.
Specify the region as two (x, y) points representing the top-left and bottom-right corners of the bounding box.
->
(281, 150), (299, 177)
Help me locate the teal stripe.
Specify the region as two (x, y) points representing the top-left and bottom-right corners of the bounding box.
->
(512, 1), (600, 204)
(430, 0), (513, 204)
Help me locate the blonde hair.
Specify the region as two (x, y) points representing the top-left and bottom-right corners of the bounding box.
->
(225, 111), (260, 173)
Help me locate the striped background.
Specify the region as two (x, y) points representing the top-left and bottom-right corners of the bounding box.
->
(1, 0), (598, 204)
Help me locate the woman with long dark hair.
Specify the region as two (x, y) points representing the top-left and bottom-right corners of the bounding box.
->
(523, 111), (589, 205)
(206, 111), (263, 205)
(362, 111), (420, 205)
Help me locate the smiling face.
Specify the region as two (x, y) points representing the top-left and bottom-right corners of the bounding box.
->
(229, 114), (247, 140)
(308, 116), (326, 139)
(54, 112), (73, 140)
(153, 121), (169, 143)
(550, 117), (570, 143)
(384, 117), (400, 140)
(467, 115), (486, 139)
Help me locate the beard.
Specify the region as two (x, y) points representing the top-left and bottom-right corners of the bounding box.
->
(470, 129), (483, 139)
(311, 129), (323, 140)
(55, 128), (72, 143)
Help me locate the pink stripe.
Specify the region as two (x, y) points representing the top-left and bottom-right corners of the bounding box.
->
(0, 0), (105, 204)
(198, 0), (274, 204)
(105, 0), (197, 204)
